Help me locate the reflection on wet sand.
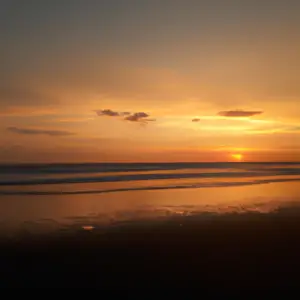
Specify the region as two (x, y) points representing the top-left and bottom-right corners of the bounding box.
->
(1, 179), (300, 236)
(1, 177), (300, 288)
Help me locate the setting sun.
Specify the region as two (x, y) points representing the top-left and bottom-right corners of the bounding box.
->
(231, 154), (243, 161)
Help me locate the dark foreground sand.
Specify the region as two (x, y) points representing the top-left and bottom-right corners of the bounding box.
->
(1, 207), (300, 289)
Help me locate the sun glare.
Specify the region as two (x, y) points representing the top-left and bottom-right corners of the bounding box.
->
(231, 153), (243, 161)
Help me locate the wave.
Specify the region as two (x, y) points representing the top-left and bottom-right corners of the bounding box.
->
(1, 177), (300, 196)
(1, 167), (300, 186)
(0, 170), (297, 186)
(1, 162), (300, 175)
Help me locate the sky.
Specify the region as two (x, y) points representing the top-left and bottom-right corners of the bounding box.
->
(1, 0), (300, 162)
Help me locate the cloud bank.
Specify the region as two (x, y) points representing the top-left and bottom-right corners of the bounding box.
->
(7, 127), (75, 136)
(218, 110), (263, 117)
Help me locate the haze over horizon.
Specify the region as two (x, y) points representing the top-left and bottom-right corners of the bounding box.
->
(1, 0), (300, 162)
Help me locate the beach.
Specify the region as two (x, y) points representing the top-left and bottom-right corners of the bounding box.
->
(2, 0), (300, 290)
(1, 162), (300, 289)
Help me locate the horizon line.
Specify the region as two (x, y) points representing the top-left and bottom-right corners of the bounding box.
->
(1, 161), (300, 166)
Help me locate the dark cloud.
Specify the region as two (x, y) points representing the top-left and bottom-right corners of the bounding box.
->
(218, 110), (263, 117)
(192, 118), (201, 122)
(95, 109), (155, 123)
(7, 127), (75, 136)
(124, 112), (155, 123)
(95, 109), (120, 117)
(95, 109), (132, 117)
(125, 112), (149, 121)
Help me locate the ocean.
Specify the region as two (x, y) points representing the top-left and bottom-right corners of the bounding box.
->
(1, 162), (300, 235)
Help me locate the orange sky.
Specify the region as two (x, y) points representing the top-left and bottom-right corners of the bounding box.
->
(1, 1), (300, 162)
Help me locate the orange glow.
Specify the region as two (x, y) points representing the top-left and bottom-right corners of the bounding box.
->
(231, 154), (243, 161)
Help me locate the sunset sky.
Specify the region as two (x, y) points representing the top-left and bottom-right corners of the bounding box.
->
(1, 0), (300, 162)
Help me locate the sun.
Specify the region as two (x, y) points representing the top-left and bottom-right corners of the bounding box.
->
(231, 153), (243, 161)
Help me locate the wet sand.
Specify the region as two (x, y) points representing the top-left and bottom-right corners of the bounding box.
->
(1, 207), (300, 289)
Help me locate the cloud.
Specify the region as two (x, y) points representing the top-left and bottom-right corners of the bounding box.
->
(125, 112), (149, 121)
(95, 109), (120, 117)
(124, 112), (155, 123)
(95, 109), (131, 117)
(7, 127), (75, 136)
(192, 118), (201, 122)
(95, 109), (155, 123)
(218, 110), (263, 117)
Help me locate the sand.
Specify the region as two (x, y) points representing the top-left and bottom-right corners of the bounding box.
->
(1, 208), (300, 289)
